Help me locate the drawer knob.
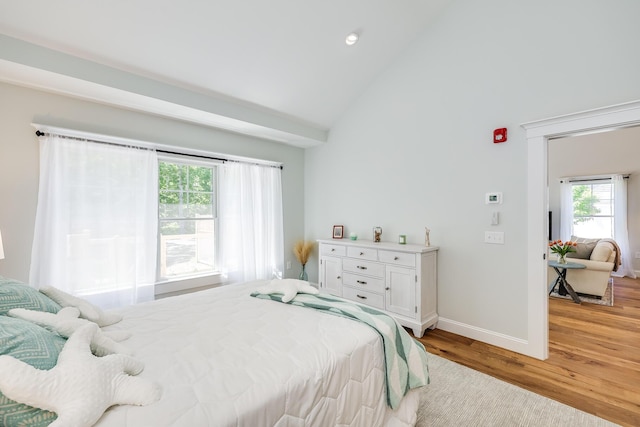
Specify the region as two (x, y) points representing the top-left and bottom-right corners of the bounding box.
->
(385, 287), (390, 291)
(360, 252), (364, 256)
(331, 248), (335, 252)
(357, 280), (367, 285)
(337, 276), (341, 279)
(394, 256), (399, 260)
(357, 265), (367, 270)
(356, 294), (367, 300)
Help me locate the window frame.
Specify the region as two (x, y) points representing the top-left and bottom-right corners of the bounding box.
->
(155, 154), (223, 295)
(570, 179), (615, 239)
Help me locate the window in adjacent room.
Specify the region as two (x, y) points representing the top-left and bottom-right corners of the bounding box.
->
(570, 180), (614, 238)
(158, 157), (218, 279)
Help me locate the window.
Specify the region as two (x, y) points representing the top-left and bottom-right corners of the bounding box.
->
(158, 158), (218, 279)
(571, 181), (614, 238)
(31, 126), (285, 307)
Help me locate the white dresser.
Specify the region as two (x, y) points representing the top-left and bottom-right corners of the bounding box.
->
(318, 239), (438, 337)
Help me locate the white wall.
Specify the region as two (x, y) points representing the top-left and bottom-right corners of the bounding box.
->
(304, 0), (640, 343)
(0, 82), (306, 283)
(548, 126), (640, 272)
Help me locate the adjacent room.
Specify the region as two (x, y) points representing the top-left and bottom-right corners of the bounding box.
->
(1, 1), (639, 426)
(547, 126), (640, 305)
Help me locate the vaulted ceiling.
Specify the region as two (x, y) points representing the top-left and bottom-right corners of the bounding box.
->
(0, 0), (453, 146)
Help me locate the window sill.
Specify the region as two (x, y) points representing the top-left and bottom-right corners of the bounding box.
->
(154, 273), (225, 298)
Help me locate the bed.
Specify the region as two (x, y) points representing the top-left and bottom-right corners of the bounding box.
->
(0, 279), (427, 426)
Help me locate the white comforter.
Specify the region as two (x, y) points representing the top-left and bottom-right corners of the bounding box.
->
(95, 281), (421, 426)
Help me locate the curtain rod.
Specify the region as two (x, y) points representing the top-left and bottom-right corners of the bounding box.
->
(560, 175), (629, 183)
(33, 127), (284, 170)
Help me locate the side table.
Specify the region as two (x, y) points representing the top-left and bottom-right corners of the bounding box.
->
(548, 261), (586, 304)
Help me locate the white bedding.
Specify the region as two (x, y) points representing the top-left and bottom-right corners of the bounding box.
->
(95, 281), (421, 426)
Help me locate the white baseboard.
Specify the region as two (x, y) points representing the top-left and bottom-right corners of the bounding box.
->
(437, 272), (640, 358)
(436, 317), (532, 357)
(612, 271), (640, 279)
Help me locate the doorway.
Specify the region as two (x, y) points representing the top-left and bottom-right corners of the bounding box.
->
(523, 100), (640, 360)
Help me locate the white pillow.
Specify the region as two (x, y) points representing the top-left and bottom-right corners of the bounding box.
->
(590, 242), (613, 262)
(256, 279), (319, 303)
(39, 286), (123, 327)
(0, 323), (160, 427)
(8, 307), (132, 356)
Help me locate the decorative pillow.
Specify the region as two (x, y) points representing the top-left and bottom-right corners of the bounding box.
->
(256, 279), (319, 303)
(9, 307), (132, 357)
(591, 242), (614, 262)
(40, 286), (123, 327)
(566, 241), (598, 259)
(0, 277), (61, 316)
(0, 315), (65, 426)
(570, 236), (600, 245)
(0, 323), (161, 427)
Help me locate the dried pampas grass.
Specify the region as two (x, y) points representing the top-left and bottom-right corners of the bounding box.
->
(293, 240), (314, 266)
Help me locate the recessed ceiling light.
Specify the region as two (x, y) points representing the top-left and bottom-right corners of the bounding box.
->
(345, 32), (359, 46)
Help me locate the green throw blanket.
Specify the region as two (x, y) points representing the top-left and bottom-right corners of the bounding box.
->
(250, 291), (430, 409)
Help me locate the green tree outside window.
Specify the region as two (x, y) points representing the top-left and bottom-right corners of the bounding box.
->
(572, 184), (600, 224)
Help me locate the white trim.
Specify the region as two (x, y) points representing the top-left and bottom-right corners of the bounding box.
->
(521, 100), (640, 139)
(31, 123), (283, 168)
(155, 273), (225, 296)
(522, 99), (640, 360)
(437, 318), (529, 354)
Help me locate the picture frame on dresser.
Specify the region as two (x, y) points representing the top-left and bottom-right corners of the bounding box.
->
(332, 225), (344, 239)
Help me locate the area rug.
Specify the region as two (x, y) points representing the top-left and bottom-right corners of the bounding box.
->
(549, 278), (613, 306)
(416, 354), (617, 426)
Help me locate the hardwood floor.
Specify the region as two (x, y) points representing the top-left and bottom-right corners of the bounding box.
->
(416, 276), (640, 427)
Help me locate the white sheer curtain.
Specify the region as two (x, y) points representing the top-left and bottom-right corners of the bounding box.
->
(611, 174), (636, 279)
(29, 135), (158, 308)
(219, 162), (284, 283)
(559, 179), (573, 241)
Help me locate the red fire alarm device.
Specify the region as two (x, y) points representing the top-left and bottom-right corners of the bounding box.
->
(493, 128), (507, 143)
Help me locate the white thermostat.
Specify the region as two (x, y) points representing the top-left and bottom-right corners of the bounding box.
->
(485, 192), (502, 204)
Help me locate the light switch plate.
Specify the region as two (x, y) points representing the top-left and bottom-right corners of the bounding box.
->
(491, 211), (499, 225)
(485, 231), (504, 244)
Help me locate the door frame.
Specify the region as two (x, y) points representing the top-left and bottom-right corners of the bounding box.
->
(522, 99), (640, 360)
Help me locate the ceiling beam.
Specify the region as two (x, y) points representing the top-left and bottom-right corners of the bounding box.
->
(0, 34), (327, 148)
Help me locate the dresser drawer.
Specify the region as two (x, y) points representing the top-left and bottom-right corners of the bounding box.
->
(320, 243), (346, 257)
(346, 246), (378, 261)
(342, 272), (385, 293)
(379, 250), (416, 267)
(342, 258), (384, 277)
(342, 287), (385, 310)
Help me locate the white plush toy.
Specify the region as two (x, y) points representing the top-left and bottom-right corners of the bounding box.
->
(256, 279), (319, 303)
(8, 307), (132, 357)
(40, 286), (123, 327)
(0, 323), (161, 427)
